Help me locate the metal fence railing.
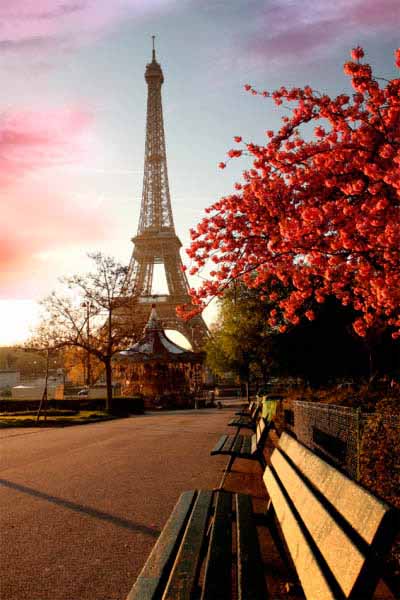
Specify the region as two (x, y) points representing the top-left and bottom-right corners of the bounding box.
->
(290, 401), (363, 479)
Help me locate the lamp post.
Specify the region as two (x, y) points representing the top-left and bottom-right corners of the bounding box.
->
(82, 301), (91, 387)
(36, 348), (49, 423)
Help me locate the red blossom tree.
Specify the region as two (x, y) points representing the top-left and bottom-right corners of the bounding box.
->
(180, 48), (400, 339)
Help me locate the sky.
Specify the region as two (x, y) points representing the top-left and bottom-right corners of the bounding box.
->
(0, 0), (399, 345)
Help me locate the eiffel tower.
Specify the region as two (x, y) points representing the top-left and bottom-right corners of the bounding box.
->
(123, 38), (208, 350)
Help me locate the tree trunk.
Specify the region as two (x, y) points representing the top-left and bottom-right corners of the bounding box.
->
(261, 366), (269, 386)
(365, 340), (377, 389)
(104, 358), (113, 413)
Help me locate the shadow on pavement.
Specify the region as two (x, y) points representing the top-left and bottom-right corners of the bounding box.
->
(0, 478), (160, 538)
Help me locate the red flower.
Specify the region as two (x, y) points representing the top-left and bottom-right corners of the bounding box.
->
(351, 46), (364, 61)
(227, 149), (242, 158)
(395, 48), (400, 69)
(218, 162), (226, 169)
(314, 126), (326, 138)
(183, 47), (400, 338)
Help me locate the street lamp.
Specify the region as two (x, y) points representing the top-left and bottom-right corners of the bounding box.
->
(82, 301), (91, 387)
(36, 348), (49, 423)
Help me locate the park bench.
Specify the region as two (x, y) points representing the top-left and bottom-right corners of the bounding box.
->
(234, 398), (257, 416)
(228, 400), (260, 431)
(264, 432), (398, 599)
(210, 417), (270, 475)
(126, 489), (267, 600)
(127, 431), (398, 600)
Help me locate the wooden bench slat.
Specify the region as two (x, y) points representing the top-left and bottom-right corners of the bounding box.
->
(271, 448), (364, 598)
(228, 416), (253, 428)
(234, 401), (255, 416)
(232, 433), (245, 454)
(256, 419), (266, 443)
(163, 490), (213, 600)
(264, 466), (339, 600)
(237, 416), (249, 424)
(250, 433), (258, 455)
(241, 435), (253, 456)
(221, 434), (237, 453)
(210, 435), (229, 455)
(126, 490), (197, 600)
(236, 493), (268, 600)
(228, 410), (259, 430)
(279, 433), (392, 545)
(201, 491), (233, 599)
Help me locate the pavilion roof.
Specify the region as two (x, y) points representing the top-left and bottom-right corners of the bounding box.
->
(115, 306), (203, 363)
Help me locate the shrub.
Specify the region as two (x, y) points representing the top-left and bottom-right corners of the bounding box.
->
(360, 398), (400, 587)
(111, 396), (144, 415)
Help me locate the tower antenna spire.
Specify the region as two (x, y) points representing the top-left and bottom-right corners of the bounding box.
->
(152, 35), (156, 61)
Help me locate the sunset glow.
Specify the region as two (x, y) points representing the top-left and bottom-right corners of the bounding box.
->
(1, 0), (398, 346)
(0, 301), (41, 345)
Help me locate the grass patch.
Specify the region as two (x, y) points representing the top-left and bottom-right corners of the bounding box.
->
(0, 410), (115, 428)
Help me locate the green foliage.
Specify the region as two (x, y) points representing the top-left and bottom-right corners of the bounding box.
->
(206, 285), (399, 387)
(206, 284), (278, 383)
(276, 298), (399, 385)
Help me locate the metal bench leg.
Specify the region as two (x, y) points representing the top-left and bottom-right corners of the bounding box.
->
(226, 454), (235, 473)
(214, 454), (236, 491)
(257, 453), (266, 470)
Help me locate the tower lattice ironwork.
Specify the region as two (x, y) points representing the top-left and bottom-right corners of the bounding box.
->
(123, 38), (208, 350)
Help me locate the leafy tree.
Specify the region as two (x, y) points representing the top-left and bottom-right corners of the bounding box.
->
(205, 284), (279, 393)
(63, 346), (103, 386)
(207, 291), (399, 389)
(269, 297), (372, 385)
(32, 253), (138, 412)
(181, 48), (400, 340)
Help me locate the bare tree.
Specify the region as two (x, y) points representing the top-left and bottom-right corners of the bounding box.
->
(34, 253), (138, 412)
(24, 322), (64, 422)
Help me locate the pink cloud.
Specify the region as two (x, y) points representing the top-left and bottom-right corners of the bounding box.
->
(0, 108), (107, 298)
(1, 185), (107, 298)
(0, 0), (174, 54)
(0, 108), (92, 185)
(242, 0), (400, 65)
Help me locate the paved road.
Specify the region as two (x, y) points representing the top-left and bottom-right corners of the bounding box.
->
(0, 409), (232, 600)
